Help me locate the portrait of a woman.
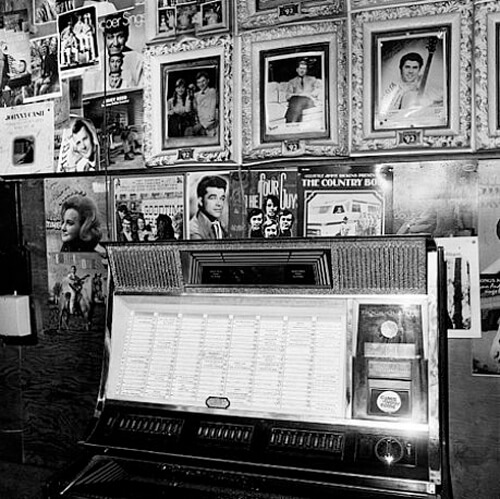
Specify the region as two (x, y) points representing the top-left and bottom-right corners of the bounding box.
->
(60, 194), (104, 253)
(167, 78), (195, 138)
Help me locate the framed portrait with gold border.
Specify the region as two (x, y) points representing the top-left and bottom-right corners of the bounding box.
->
(143, 35), (233, 166)
(350, 0), (473, 153)
(241, 20), (348, 161)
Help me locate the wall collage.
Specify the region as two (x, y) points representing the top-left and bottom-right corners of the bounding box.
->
(0, 0), (499, 375)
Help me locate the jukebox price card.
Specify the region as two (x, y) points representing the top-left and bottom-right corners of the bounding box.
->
(354, 301), (425, 358)
(352, 298), (429, 421)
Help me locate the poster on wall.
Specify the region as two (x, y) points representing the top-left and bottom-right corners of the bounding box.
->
(187, 171), (230, 240)
(436, 237), (481, 339)
(56, 116), (100, 172)
(24, 34), (62, 103)
(44, 176), (110, 255)
(113, 174), (184, 242)
(82, 3), (146, 97)
(57, 5), (100, 78)
(228, 169), (299, 239)
(0, 101), (55, 176)
(45, 251), (108, 333)
(44, 177), (109, 332)
(393, 161), (478, 237)
(472, 326), (500, 377)
(83, 89), (144, 170)
(477, 161), (500, 274)
(474, 161), (500, 375)
(0, 27), (31, 107)
(298, 165), (393, 237)
(475, 276), (500, 376)
(33, 0), (75, 25)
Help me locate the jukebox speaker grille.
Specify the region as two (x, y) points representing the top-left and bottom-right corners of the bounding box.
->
(108, 244), (181, 293)
(106, 237), (428, 294)
(332, 239), (427, 294)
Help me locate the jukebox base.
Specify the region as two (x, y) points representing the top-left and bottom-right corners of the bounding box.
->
(46, 453), (436, 499)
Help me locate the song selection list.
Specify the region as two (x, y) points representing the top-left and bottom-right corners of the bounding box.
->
(110, 308), (346, 419)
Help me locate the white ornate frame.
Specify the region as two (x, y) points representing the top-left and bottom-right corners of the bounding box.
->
(241, 21), (348, 161)
(475, 0), (500, 149)
(143, 35), (233, 166)
(351, 0), (473, 153)
(236, 0), (344, 30)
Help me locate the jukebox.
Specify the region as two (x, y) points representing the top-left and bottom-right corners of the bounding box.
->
(46, 236), (452, 498)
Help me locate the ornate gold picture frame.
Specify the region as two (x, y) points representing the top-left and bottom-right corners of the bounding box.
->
(241, 21), (348, 161)
(350, 1), (473, 153)
(143, 35), (233, 166)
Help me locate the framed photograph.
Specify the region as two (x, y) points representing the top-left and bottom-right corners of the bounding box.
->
(236, 0), (343, 30)
(475, 2), (500, 149)
(373, 28), (449, 132)
(144, 36), (233, 165)
(350, 2), (473, 152)
(146, 0), (230, 43)
(241, 21), (347, 160)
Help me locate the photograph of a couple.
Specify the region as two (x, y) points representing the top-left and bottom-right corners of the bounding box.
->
(162, 58), (220, 150)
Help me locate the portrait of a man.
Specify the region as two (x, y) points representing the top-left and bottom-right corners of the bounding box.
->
(262, 48), (328, 141)
(375, 31), (448, 130)
(189, 174), (228, 240)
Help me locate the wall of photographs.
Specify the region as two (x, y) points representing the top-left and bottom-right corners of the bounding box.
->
(0, 1), (499, 498)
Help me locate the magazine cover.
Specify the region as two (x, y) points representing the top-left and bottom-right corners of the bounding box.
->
(113, 174), (184, 241)
(82, 2), (145, 97)
(83, 89), (143, 170)
(393, 161), (477, 237)
(228, 169), (299, 239)
(0, 101), (55, 176)
(187, 171), (229, 240)
(299, 164), (393, 237)
(44, 176), (110, 255)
